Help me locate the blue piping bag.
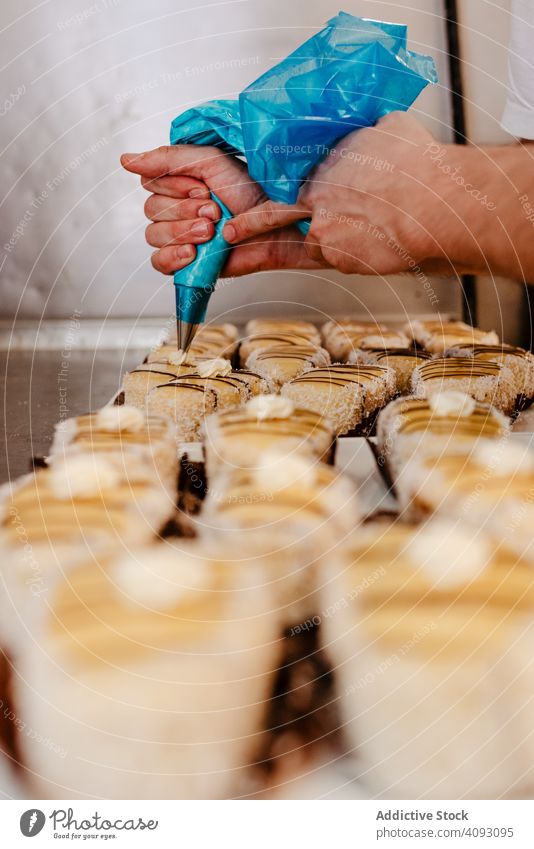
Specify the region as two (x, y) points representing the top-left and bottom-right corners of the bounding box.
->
(170, 12), (437, 350)
(173, 192), (232, 351)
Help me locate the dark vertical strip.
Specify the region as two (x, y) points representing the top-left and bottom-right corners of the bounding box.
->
(444, 0), (477, 324)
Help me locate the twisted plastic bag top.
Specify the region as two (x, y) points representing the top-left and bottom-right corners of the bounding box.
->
(170, 12), (437, 203)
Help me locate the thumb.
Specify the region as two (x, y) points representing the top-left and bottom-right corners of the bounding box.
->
(222, 200), (308, 244)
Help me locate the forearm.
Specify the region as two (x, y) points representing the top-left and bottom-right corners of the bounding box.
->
(427, 141), (534, 279)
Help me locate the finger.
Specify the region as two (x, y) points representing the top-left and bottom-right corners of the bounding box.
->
(151, 244), (197, 275)
(144, 194), (221, 223)
(145, 218), (215, 248)
(120, 144), (222, 179)
(140, 174), (210, 200)
(303, 228), (326, 265)
(222, 228), (326, 277)
(222, 200), (308, 244)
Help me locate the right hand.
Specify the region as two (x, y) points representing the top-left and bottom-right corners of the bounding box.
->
(120, 145), (323, 277)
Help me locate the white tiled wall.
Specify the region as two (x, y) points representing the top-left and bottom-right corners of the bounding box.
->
(0, 0), (520, 327)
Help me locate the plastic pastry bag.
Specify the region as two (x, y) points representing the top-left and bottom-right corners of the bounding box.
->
(170, 11), (437, 325)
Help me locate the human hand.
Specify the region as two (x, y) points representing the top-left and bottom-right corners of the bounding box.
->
(121, 145), (322, 277)
(221, 112), (460, 275)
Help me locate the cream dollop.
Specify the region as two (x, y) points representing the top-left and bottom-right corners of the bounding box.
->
(95, 405), (145, 432)
(50, 455), (122, 499)
(406, 518), (491, 588)
(428, 391), (476, 417)
(112, 546), (211, 609)
(220, 323), (238, 340)
(178, 441), (204, 462)
(166, 349), (188, 366)
(245, 394), (295, 421)
(196, 358), (233, 378)
(253, 451), (316, 491)
(473, 438), (534, 475)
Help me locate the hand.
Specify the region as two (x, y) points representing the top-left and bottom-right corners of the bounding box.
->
(120, 145), (323, 277)
(221, 112), (461, 275)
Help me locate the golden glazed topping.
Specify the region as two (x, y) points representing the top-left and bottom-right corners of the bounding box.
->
(46, 554), (228, 665)
(212, 405), (332, 438)
(416, 443), (534, 500)
(68, 412), (171, 447)
(340, 521), (534, 655)
(246, 319), (319, 341)
(3, 469), (155, 542)
(252, 345), (323, 362)
(449, 343), (530, 360)
(417, 357), (502, 380)
(390, 398), (506, 437)
(162, 373), (248, 395)
(372, 348), (432, 362)
(291, 364), (389, 387)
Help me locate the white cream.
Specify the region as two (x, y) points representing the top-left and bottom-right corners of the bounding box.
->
(220, 323), (238, 340)
(112, 546), (211, 609)
(245, 394), (294, 421)
(254, 451), (317, 491)
(406, 518), (491, 588)
(95, 405), (145, 432)
(473, 438), (534, 475)
(360, 335), (391, 348)
(50, 455), (122, 499)
(178, 442), (204, 463)
(166, 350), (188, 366)
(197, 358), (233, 378)
(428, 391), (476, 417)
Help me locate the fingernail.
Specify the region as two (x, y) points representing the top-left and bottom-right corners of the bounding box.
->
(191, 220), (209, 236)
(189, 187), (206, 199)
(122, 152), (142, 161)
(176, 245), (194, 260)
(223, 224), (236, 243)
(199, 203), (217, 220)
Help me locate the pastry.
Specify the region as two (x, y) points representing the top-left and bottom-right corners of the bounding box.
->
(49, 406), (178, 490)
(245, 346), (331, 391)
(148, 323), (238, 364)
(146, 360), (268, 442)
(411, 357), (517, 414)
(0, 453), (176, 549)
(122, 360), (198, 408)
(245, 319), (321, 345)
(321, 518), (534, 798)
(280, 364), (396, 436)
(202, 395), (336, 477)
(404, 439), (534, 561)
(444, 343), (534, 407)
(404, 319), (499, 354)
(239, 333), (322, 366)
(350, 347), (432, 393)
(201, 452), (359, 619)
(9, 540), (281, 799)
(321, 320), (389, 361)
(376, 392), (510, 481)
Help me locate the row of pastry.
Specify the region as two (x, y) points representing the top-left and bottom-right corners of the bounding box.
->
(0, 322), (362, 798)
(2, 316), (533, 801)
(0, 405), (361, 798)
(121, 319), (534, 446)
(322, 376), (534, 797)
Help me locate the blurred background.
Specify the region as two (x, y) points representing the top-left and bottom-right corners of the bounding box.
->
(0, 0), (529, 342)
